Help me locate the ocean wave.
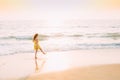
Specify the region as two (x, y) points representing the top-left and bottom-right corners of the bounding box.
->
(0, 35), (49, 41)
(0, 36), (32, 40)
(0, 34), (82, 40)
(0, 42), (120, 56)
(78, 43), (120, 49)
(0, 33), (120, 41)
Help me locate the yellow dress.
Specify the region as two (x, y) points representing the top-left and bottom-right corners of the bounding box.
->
(34, 40), (41, 50)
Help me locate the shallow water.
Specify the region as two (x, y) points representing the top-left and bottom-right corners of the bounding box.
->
(0, 20), (120, 55)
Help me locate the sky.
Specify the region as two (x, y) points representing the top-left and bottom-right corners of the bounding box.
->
(0, 0), (120, 23)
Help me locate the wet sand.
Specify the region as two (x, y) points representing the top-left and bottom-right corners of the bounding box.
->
(0, 49), (120, 80)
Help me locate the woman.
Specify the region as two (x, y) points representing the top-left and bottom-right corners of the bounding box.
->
(33, 33), (46, 59)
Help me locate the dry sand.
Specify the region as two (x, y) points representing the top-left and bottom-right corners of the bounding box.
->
(0, 49), (120, 80)
(26, 64), (120, 80)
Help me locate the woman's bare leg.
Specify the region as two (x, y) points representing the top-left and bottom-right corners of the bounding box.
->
(35, 50), (38, 59)
(39, 47), (46, 54)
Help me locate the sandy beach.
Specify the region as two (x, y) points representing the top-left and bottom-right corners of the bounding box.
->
(27, 64), (120, 80)
(0, 0), (120, 80)
(0, 49), (120, 80)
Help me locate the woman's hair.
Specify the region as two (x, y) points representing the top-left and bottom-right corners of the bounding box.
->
(33, 33), (38, 41)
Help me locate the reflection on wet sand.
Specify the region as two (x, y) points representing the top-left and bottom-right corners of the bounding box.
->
(35, 58), (46, 72)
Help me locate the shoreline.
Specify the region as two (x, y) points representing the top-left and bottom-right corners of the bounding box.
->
(0, 49), (120, 80)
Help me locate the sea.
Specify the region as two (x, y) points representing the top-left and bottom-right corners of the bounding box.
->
(0, 20), (120, 56)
